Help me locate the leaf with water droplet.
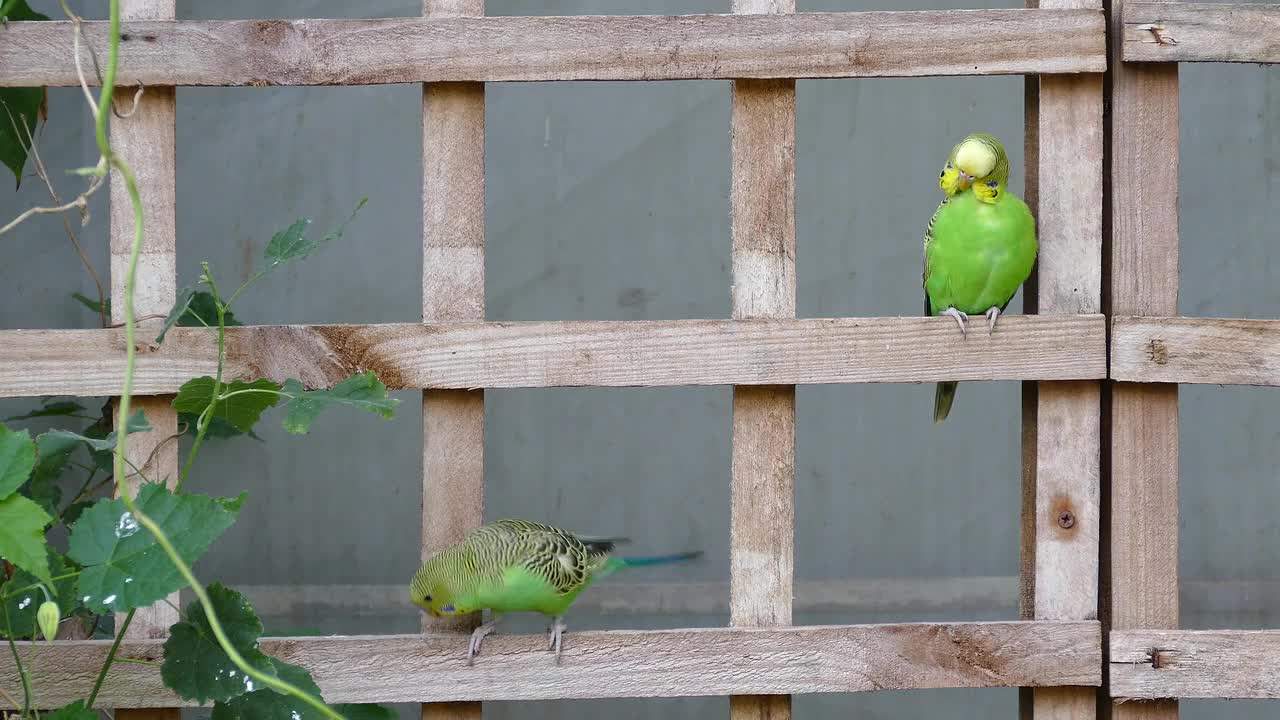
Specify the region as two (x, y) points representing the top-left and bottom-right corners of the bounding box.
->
(67, 484), (245, 613)
(0, 549), (77, 640)
(0, 422), (36, 500)
(209, 657), (323, 719)
(280, 372), (399, 435)
(162, 583), (277, 704)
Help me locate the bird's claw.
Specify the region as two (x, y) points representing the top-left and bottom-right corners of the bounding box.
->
(941, 307), (969, 337)
(985, 306), (1001, 335)
(466, 620), (497, 666)
(547, 616), (566, 665)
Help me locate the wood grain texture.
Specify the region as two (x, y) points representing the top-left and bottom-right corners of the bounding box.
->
(0, 316), (1107, 397)
(421, 2), (484, 719)
(1111, 630), (1280, 699)
(1121, 2), (1280, 63)
(111, 2), (179, 719)
(1108, 2), (1179, 718)
(1027, 4), (1102, 717)
(0, 621), (1102, 707)
(1111, 316), (1280, 386)
(729, 5), (795, 716)
(0, 10), (1106, 88)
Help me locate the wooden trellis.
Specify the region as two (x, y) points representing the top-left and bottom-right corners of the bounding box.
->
(0, 2), (1125, 719)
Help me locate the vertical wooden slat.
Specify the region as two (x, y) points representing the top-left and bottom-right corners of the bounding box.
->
(421, 2), (485, 720)
(1029, 1), (1103, 719)
(110, 1), (179, 719)
(1107, 0), (1180, 717)
(729, 2), (795, 720)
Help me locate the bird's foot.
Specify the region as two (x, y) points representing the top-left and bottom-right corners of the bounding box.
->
(466, 619), (498, 666)
(547, 616), (567, 665)
(941, 307), (969, 337)
(985, 306), (1001, 335)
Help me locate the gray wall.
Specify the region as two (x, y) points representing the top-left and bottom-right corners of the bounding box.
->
(0, 0), (1277, 717)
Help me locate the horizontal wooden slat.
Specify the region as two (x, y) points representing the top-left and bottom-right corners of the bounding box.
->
(1111, 316), (1280, 386)
(0, 621), (1100, 707)
(1121, 2), (1280, 63)
(0, 315), (1107, 398)
(1111, 629), (1280, 699)
(0, 9), (1105, 87)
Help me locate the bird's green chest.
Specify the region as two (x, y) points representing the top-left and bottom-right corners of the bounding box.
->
(925, 192), (1037, 315)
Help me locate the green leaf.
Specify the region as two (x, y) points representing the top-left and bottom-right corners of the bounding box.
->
(61, 500), (92, 527)
(280, 372), (399, 434)
(178, 290), (241, 328)
(71, 292), (109, 316)
(0, 422), (35, 500)
(210, 657), (322, 719)
(41, 408), (151, 455)
(0, 549), (77, 640)
(0, 494), (52, 586)
(67, 484), (245, 613)
(161, 583), (277, 704)
(174, 377), (282, 434)
(335, 704), (399, 720)
(263, 198), (367, 270)
(0, 86), (44, 188)
(44, 700), (96, 720)
(178, 412), (263, 442)
(0, 0), (51, 21)
(4, 400), (87, 423)
(155, 285), (196, 345)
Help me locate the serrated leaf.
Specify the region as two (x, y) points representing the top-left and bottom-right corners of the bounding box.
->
(61, 500), (92, 527)
(162, 583), (277, 704)
(0, 549), (76, 640)
(263, 198), (367, 270)
(4, 400), (87, 423)
(0, 86), (44, 188)
(0, 494), (52, 586)
(155, 285), (196, 345)
(71, 292), (109, 316)
(280, 372), (399, 434)
(43, 700), (96, 720)
(210, 657), (322, 719)
(41, 408), (151, 455)
(179, 290), (241, 328)
(174, 377), (282, 434)
(67, 484), (245, 613)
(0, 422), (35, 500)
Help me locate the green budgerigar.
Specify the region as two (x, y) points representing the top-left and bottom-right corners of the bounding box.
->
(924, 132), (1038, 423)
(410, 519), (702, 664)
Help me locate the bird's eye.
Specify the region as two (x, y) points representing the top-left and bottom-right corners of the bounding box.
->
(940, 171), (945, 178)
(424, 595), (432, 602)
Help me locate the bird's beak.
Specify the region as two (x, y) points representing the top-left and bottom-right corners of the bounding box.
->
(956, 170), (975, 190)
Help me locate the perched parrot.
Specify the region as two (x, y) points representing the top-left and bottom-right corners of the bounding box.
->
(410, 519), (702, 664)
(924, 132), (1038, 423)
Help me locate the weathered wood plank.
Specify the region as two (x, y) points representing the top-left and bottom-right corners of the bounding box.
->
(1109, 2), (1180, 718)
(420, 1), (485, 720)
(1112, 630), (1280, 699)
(0, 315), (1108, 398)
(0, 621), (1102, 707)
(0, 9), (1105, 88)
(1027, 4), (1102, 719)
(1112, 316), (1280, 386)
(1122, 2), (1280, 64)
(729, 3), (795, 718)
(111, 2), (179, 720)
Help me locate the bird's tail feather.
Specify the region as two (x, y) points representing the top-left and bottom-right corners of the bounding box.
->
(934, 381), (958, 423)
(601, 551), (703, 576)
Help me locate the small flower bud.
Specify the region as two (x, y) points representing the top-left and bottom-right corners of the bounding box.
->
(36, 600), (59, 642)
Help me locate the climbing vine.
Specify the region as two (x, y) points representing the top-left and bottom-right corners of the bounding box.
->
(0, 1), (397, 717)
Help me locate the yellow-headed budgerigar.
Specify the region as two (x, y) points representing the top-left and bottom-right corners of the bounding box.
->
(410, 519), (701, 664)
(924, 132), (1038, 423)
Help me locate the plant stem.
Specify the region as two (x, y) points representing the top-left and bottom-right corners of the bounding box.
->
(121, 501), (346, 720)
(1, 602), (33, 716)
(176, 269), (226, 493)
(85, 608), (134, 709)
